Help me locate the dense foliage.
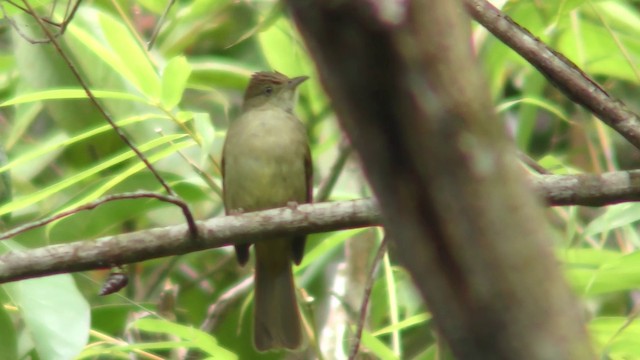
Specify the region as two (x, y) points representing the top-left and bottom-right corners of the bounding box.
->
(0, 0), (640, 359)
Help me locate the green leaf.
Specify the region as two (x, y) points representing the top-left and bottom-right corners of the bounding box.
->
(4, 275), (90, 360)
(584, 203), (640, 237)
(161, 56), (192, 109)
(0, 304), (17, 360)
(67, 10), (160, 99)
(372, 313), (432, 336)
(590, 317), (640, 358)
(297, 229), (366, 272)
(496, 96), (571, 123)
(0, 89), (146, 107)
(0, 114), (163, 176)
(53, 137), (194, 215)
(190, 58), (253, 89)
(131, 318), (237, 359)
(0, 134), (190, 217)
(564, 250), (640, 295)
(194, 112), (215, 165)
(359, 329), (399, 360)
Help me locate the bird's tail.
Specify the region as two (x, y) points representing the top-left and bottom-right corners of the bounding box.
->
(253, 241), (303, 351)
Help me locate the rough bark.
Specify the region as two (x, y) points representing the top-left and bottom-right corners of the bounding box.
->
(0, 199), (380, 283)
(285, 0), (594, 358)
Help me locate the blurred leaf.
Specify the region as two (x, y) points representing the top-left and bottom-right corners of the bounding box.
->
(131, 318), (237, 359)
(194, 112), (215, 165)
(4, 275), (90, 360)
(297, 229), (365, 272)
(590, 317), (640, 358)
(497, 96), (571, 123)
(6, 101), (40, 150)
(0, 89), (146, 107)
(67, 10), (160, 98)
(161, 56), (192, 109)
(564, 249), (640, 295)
(0, 304), (18, 360)
(360, 328), (400, 360)
(3, 115), (157, 171)
(584, 203), (640, 237)
(373, 313), (432, 336)
(536, 155), (582, 174)
(190, 58), (253, 90)
(0, 134), (190, 218)
(53, 136), (194, 214)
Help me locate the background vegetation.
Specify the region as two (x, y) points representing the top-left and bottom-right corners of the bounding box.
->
(0, 0), (640, 359)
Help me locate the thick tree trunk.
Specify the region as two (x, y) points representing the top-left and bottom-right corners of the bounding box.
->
(285, 0), (595, 358)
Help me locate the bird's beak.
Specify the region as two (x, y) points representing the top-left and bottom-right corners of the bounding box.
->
(288, 76), (309, 89)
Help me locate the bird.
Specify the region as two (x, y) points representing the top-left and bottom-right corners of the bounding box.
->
(222, 71), (312, 351)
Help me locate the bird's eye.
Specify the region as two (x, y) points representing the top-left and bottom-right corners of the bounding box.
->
(264, 86), (273, 96)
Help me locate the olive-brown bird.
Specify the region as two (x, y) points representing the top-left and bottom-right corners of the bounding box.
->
(222, 71), (311, 351)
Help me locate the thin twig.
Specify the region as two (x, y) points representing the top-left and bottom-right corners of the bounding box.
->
(316, 139), (352, 202)
(0, 191), (197, 240)
(58, 0), (81, 35)
(349, 235), (388, 360)
(3, 0), (80, 42)
(518, 151), (551, 175)
(147, 0), (175, 51)
(157, 128), (222, 197)
(200, 276), (254, 333)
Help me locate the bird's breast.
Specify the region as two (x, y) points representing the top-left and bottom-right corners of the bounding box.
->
(223, 108), (308, 211)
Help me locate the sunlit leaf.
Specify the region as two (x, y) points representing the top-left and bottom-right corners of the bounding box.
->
(4, 274), (90, 360)
(161, 56), (192, 109)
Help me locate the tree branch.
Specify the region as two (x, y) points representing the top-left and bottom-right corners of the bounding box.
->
(0, 170), (638, 284)
(0, 199), (380, 283)
(535, 171), (640, 206)
(464, 0), (640, 151)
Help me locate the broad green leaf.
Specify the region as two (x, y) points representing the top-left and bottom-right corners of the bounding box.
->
(590, 317), (640, 358)
(258, 16), (306, 76)
(558, 248), (622, 267)
(1, 114), (164, 176)
(100, 13), (161, 98)
(558, 15), (640, 83)
(66, 11), (159, 99)
(0, 134), (189, 217)
(53, 137), (194, 214)
(0, 304), (17, 360)
(190, 58), (253, 90)
(4, 275), (90, 360)
(161, 56), (192, 109)
(565, 250), (640, 295)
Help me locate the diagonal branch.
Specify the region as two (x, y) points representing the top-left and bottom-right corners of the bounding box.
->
(464, 0), (640, 151)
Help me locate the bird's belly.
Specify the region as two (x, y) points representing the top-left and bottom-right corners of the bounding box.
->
(224, 128), (307, 211)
